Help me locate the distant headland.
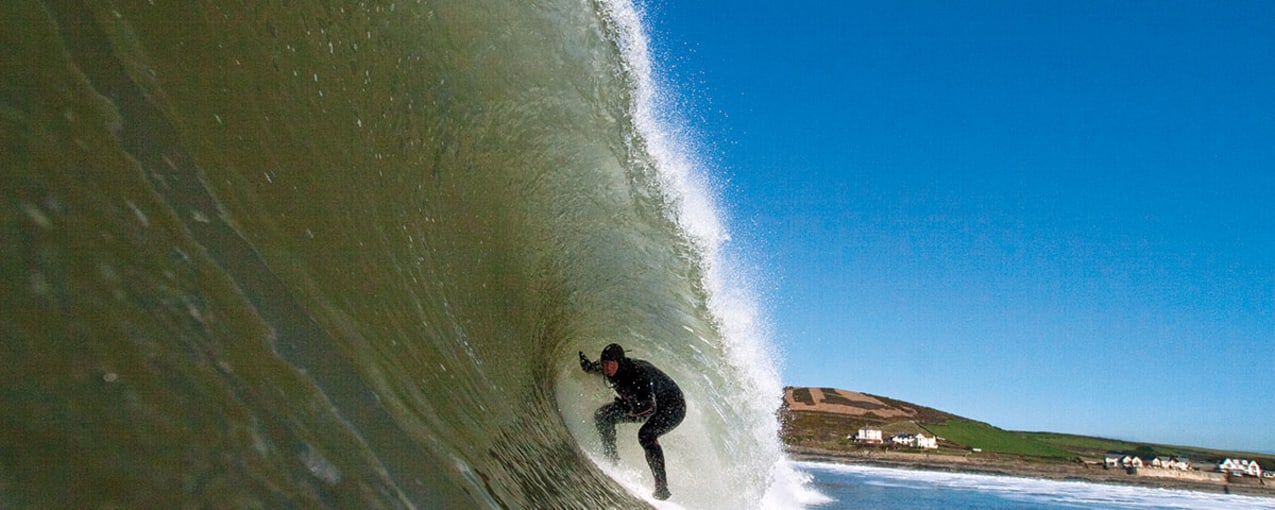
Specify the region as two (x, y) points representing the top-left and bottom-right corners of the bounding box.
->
(780, 386), (1274, 498)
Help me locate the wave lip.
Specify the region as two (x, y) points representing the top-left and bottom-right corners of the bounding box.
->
(572, 0), (816, 508)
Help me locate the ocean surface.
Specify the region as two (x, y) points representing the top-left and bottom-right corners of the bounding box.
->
(800, 462), (1275, 510)
(1, 0), (815, 508)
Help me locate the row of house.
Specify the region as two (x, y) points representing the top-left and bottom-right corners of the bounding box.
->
(849, 428), (938, 449)
(1105, 454), (1271, 478)
(1104, 454), (1191, 471)
(846, 427), (1271, 477)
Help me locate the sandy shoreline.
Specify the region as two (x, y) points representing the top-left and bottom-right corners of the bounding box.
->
(787, 446), (1275, 500)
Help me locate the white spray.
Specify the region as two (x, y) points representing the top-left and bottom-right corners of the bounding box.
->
(586, 0), (829, 507)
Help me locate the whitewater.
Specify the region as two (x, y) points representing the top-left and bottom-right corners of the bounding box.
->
(1, 0), (819, 508)
(803, 462), (1275, 510)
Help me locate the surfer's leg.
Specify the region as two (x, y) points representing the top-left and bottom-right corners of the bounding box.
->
(593, 401), (629, 462)
(637, 429), (669, 500)
(637, 398), (685, 500)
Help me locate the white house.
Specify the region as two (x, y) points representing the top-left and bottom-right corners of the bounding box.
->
(886, 433), (939, 449)
(854, 428), (883, 444)
(1150, 457), (1191, 470)
(1104, 454), (1123, 468)
(1218, 458), (1263, 477)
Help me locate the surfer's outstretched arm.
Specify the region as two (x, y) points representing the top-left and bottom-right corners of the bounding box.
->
(579, 351), (601, 374)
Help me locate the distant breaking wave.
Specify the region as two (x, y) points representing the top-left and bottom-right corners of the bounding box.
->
(2, 0), (812, 508)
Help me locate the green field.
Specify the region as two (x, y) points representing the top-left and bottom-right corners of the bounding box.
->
(922, 420), (1073, 459)
(1022, 432), (1145, 457)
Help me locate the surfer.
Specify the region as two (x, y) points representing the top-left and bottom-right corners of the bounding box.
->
(579, 343), (686, 500)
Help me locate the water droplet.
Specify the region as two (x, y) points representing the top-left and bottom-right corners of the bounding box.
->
(126, 200), (149, 227)
(21, 203), (51, 229)
(300, 445), (341, 485)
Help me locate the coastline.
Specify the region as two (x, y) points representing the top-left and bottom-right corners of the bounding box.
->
(787, 446), (1275, 500)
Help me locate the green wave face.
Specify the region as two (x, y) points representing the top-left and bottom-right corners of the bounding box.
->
(1, 1), (799, 508)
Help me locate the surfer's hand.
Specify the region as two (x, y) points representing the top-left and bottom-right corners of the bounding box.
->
(629, 406), (655, 419)
(579, 351), (595, 372)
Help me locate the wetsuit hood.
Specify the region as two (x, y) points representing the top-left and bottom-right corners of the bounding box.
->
(600, 343), (625, 362)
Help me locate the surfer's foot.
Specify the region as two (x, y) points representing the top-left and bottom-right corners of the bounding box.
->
(652, 486), (670, 500)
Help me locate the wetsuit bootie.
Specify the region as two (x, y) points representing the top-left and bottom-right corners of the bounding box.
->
(652, 485), (670, 501)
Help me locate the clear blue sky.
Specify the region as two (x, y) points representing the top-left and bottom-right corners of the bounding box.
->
(646, 1), (1274, 452)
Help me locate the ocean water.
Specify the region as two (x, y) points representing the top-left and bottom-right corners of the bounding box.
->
(800, 462), (1275, 510)
(1, 0), (814, 508)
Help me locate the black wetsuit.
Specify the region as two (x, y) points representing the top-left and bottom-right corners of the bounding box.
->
(583, 355), (686, 497)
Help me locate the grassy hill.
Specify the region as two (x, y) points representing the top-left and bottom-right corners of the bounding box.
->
(781, 386), (1274, 468)
(1025, 431), (1275, 466)
(924, 420), (1071, 459)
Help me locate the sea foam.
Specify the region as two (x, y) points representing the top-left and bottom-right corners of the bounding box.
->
(799, 461), (1275, 510)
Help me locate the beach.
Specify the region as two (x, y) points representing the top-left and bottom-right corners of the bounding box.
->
(787, 446), (1275, 499)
